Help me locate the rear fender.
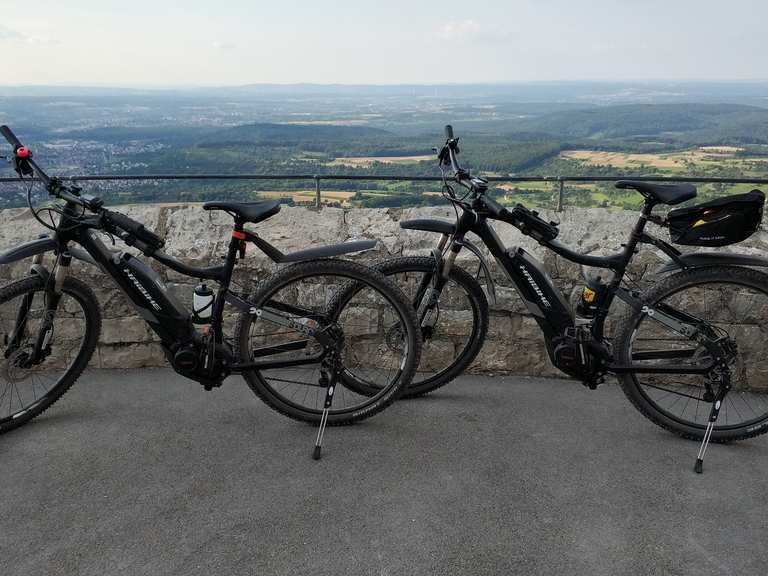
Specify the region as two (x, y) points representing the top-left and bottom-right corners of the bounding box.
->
(657, 251), (768, 274)
(247, 232), (377, 264)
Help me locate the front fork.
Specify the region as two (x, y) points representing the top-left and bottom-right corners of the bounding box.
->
(414, 234), (454, 335)
(13, 250), (71, 366)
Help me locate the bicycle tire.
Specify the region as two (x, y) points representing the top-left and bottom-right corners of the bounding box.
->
(234, 258), (421, 425)
(615, 265), (768, 443)
(0, 275), (101, 434)
(373, 256), (489, 398)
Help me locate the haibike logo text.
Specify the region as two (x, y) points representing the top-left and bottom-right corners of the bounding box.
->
(519, 265), (551, 308)
(123, 269), (162, 311)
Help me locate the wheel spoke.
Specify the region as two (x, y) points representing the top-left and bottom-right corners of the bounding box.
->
(237, 262), (418, 423)
(0, 281), (92, 429)
(626, 275), (768, 434)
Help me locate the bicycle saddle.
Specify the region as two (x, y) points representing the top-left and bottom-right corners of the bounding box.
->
(615, 180), (697, 206)
(203, 200), (281, 223)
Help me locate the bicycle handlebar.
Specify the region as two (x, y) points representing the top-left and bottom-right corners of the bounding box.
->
(440, 124), (473, 190)
(103, 209), (166, 250)
(0, 125), (23, 150)
(0, 124), (54, 186)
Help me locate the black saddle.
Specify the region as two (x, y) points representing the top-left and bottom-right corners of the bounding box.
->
(615, 180), (697, 206)
(203, 200), (281, 224)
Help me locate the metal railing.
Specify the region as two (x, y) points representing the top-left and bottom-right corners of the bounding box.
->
(2, 173), (768, 211)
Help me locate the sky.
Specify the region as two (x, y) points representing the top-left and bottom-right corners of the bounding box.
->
(0, 0), (766, 86)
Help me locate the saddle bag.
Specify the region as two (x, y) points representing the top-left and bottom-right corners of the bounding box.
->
(667, 189), (765, 247)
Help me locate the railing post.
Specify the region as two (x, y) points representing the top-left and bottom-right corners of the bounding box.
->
(557, 178), (565, 212)
(314, 176), (321, 209)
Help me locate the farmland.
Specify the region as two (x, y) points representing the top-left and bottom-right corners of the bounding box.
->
(328, 155), (434, 168)
(560, 148), (768, 176)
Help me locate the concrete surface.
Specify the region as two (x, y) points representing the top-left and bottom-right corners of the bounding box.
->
(1, 369), (767, 576)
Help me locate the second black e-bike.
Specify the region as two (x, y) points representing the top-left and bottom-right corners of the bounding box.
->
(381, 125), (768, 472)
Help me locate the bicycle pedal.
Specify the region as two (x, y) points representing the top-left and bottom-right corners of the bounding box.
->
(202, 379), (224, 391)
(582, 376), (603, 390)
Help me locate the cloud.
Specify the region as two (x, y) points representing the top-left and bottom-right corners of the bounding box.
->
(0, 25), (22, 41)
(211, 40), (236, 50)
(0, 24), (58, 45)
(435, 20), (514, 44)
(437, 19), (482, 41)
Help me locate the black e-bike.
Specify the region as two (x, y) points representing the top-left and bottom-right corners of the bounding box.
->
(380, 125), (768, 472)
(0, 125), (422, 458)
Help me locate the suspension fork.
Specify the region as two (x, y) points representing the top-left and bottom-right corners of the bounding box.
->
(27, 251), (71, 364)
(414, 234), (454, 329)
(5, 248), (49, 356)
(5, 250), (69, 364)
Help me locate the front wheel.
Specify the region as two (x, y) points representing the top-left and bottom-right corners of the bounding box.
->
(0, 275), (101, 434)
(234, 259), (422, 425)
(374, 256), (489, 398)
(615, 266), (768, 443)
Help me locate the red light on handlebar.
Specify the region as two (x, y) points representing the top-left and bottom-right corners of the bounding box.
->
(16, 147), (30, 158)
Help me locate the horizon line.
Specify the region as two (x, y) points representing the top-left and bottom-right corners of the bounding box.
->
(3, 79), (768, 91)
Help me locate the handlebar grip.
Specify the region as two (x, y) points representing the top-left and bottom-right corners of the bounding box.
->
(0, 125), (23, 150)
(444, 125), (454, 140)
(104, 210), (165, 250)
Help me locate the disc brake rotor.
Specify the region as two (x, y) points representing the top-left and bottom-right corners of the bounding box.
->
(385, 322), (405, 353)
(2, 348), (34, 383)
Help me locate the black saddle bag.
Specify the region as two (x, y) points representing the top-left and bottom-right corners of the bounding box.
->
(667, 189), (765, 247)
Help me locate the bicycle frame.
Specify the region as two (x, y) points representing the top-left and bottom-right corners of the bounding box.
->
(19, 202), (339, 380)
(423, 198), (723, 377)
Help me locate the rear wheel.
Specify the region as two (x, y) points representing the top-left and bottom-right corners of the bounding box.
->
(615, 266), (768, 443)
(0, 275), (100, 434)
(234, 259), (421, 425)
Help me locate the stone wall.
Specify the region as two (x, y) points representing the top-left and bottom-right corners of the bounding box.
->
(1, 203), (766, 376)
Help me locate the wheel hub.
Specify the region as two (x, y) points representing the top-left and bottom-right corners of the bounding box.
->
(2, 347), (34, 383)
(385, 321), (405, 353)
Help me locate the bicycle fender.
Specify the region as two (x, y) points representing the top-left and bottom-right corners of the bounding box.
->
(0, 236), (100, 268)
(277, 240), (378, 263)
(400, 218), (456, 235)
(656, 251), (768, 274)
(0, 236), (57, 265)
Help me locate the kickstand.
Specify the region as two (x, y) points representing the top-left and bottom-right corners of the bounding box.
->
(312, 368), (337, 460)
(695, 396), (725, 474)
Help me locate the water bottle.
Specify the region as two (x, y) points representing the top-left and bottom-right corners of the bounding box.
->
(192, 284), (214, 324)
(576, 269), (608, 319)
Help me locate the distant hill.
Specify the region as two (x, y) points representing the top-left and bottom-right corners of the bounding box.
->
(199, 122), (391, 147)
(507, 103), (768, 145)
